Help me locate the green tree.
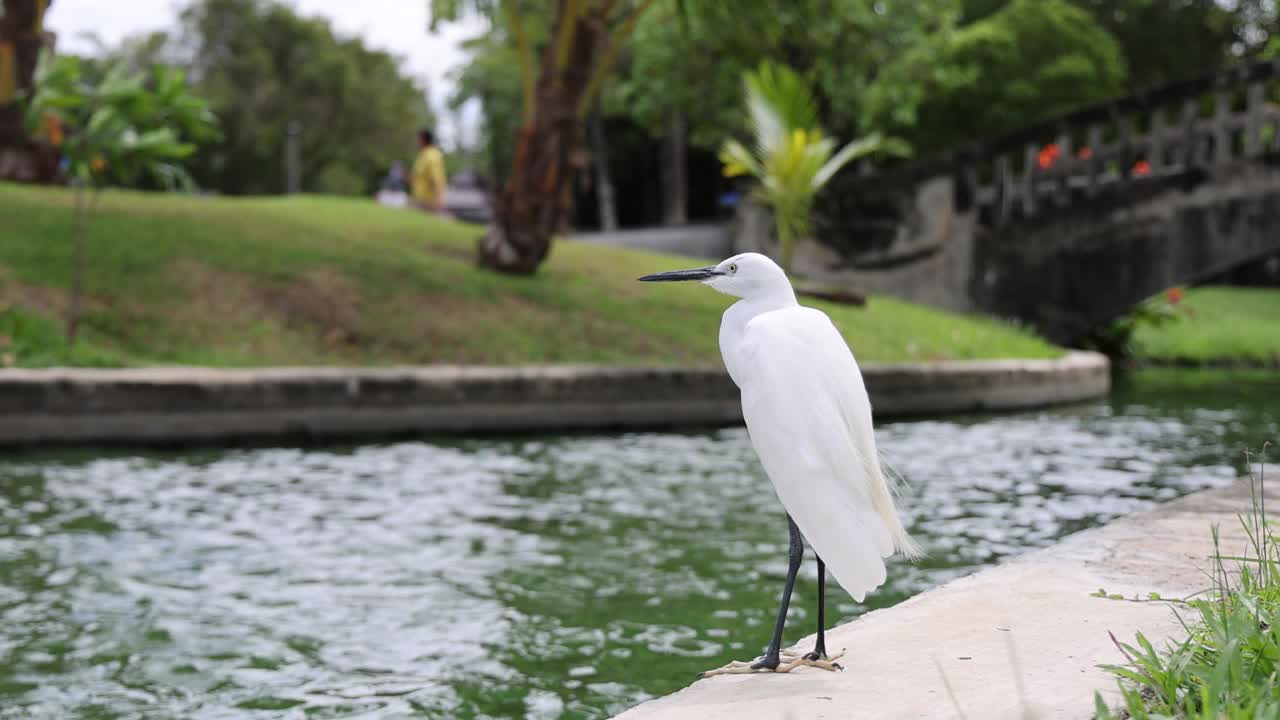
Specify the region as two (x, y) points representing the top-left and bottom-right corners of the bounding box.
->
(603, 0), (957, 222)
(610, 1), (960, 141)
(20, 53), (219, 340)
(179, 0), (432, 195)
(877, 0), (1128, 155)
(1073, 0), (1278, 86)
(720, 62), (897, 274)
(438, 0), (984, 263)
(447, 27), (528, 189)
(965, 0), (1268, 91)
(602, 1), (753, 225)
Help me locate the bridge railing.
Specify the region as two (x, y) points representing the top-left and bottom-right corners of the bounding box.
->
(842, 58), (1280, 229)
(973, 58), (1280, 226)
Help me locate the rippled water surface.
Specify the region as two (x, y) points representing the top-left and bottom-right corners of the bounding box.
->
(1, 371), (1277, 719)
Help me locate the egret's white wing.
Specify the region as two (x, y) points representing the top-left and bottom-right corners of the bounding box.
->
(735, 306), (916, 602)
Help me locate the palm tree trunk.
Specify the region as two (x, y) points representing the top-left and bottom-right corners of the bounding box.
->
(0, 0), (58, 183)
(477, 2), (607, 274)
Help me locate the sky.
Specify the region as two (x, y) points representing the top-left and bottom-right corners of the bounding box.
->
(43, 0), (486, 145)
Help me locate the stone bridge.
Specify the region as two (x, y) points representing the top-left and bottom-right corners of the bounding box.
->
(734, 58), (1280, 344)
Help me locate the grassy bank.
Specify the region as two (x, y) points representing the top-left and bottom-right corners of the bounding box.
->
(0, 182), (1061, 368)
(1134, 287), (1280, 367)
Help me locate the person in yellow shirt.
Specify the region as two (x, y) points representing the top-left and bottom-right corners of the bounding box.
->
(411, 128), (447, 214)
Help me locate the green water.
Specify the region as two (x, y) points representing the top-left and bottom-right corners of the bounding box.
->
(0, 372), (1276, 719)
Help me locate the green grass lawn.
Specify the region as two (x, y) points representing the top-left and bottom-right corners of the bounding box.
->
(1134, 287), (1280, 365)
(0, 182), (1061, 368)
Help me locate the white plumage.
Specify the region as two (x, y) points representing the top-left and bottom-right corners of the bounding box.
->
(644, 251), (920, 602)
(728, 302), (921, 600)
(640, 251), (921, 675)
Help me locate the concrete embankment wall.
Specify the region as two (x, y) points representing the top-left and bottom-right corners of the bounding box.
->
(0, 352), (1108, 446)
(0, 351), (1111, 445)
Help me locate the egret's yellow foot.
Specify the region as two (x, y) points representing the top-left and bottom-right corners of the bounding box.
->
(697, 649), (844, 678)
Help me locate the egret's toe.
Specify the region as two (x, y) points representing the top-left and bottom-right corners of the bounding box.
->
(782, 648), (845, 672)
(696, 654), (784, 678)
(697, 650), (844, 678)
(696, 659), (756, 678)
(750, 655), (781, 671)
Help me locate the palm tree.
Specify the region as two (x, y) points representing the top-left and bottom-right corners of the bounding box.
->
(719, 61), (903, 274)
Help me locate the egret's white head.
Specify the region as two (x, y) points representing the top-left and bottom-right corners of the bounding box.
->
(637, 252), (794, 300)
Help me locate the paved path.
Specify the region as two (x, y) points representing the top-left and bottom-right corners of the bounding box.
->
(571, 223), (733, 260)
(613, 475), (1267, 719)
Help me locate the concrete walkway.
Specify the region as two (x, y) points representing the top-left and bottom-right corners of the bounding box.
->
(614, 476), (1268, 720)
(0, 354), (1107, 446)
(571, 223), (734, 260)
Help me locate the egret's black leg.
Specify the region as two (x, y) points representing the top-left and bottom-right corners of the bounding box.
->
(751, 515), (804, 671)
(698, 516), (840, 677)
(804, 557), (828, 661)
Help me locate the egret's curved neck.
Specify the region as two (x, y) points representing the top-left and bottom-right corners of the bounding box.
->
(744, 281), (799, 314)
(725, 289), (796, 327)
(718, 287), (797, 385)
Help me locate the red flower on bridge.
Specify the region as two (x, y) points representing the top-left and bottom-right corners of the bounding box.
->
(1037, 143), (1094, 169)
(1037, 143), (1060, 169)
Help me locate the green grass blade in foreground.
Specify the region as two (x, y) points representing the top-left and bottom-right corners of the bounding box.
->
(1095, 449), (1280, 718)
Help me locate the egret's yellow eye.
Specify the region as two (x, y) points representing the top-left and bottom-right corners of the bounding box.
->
(729, 263), (738, 274)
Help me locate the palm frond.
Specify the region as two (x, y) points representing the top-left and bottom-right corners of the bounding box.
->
(812, 134), (884, 190)
(744, 75), (786, 159)
(718, 138), (763, 179)
(720, 60), (895, 272)
(745, 61), (817, 137)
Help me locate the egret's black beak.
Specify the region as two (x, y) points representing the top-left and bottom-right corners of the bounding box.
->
(637, 266), (723, 282)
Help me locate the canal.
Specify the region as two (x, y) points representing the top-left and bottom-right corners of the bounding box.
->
(0, 371), (1276, 718)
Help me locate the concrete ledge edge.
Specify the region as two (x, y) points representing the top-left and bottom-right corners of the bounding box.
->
(0, 351), (1109, 446)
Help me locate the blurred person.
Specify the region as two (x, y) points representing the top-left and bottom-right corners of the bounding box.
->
(411, 128), (447, 215)
(375, 160), (409, 208)
(382, 160), (408, 193)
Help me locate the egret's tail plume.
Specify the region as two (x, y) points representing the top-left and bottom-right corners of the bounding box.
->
(873, 454), (925, 560)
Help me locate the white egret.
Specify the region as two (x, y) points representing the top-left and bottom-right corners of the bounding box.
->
(639, 252), (922, 676)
